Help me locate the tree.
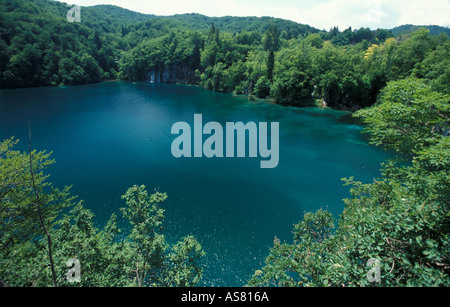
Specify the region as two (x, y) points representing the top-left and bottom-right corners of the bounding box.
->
(208, 23), (220, 45)
(271, 47), (314, 104)
(413, 39), (450, 94)
(0, 137), (74, 286)
(263, 25), (280, 52)
(81, 53), (102, 83)
(120, 185), (167, 286)
(389, 28), (433, 79)
(254, 75), (271, 98)
(94, 32), (102, 50)
(267, 50), (274, 82)
(354, 78), (449, 156)
(248, 210), (336, 287)
(303, 33), (323, 49)
(163, 236), (205, 287)
(0, 138), (205, 287)
(249, 78), (450, 287)
(263, 25), (279, 85)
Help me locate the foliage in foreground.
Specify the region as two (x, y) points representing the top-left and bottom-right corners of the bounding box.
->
(0, 80), (448, 287)
(248, 79), (449, 287)
(0, 140), (204, 287)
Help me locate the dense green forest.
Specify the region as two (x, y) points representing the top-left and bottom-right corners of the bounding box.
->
(0, 0), (449, 287)
(1, 0), (449, 109)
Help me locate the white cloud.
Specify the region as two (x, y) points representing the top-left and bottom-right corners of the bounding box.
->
(295, 0), (449, 30)
(296, 0), (367, 30)
(387, 0), (450, 27)
(289, 0), (391, 30)
(68, 0), (450, 29)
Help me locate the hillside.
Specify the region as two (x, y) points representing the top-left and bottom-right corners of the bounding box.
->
(81, 4), (155, 33)
(80, 7), (321, 38)
(82, 4), (449, 38)
(1, 0), (448, 110)
(390, 24), (450, 37)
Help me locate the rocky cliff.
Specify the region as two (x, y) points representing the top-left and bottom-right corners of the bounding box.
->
(146, 62), (198, 84)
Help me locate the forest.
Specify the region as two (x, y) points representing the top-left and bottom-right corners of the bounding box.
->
(0, 0), (449, 287)
(1, 0), (449, 110)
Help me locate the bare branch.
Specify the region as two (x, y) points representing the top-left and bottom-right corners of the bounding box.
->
(28, 122), (57, 287)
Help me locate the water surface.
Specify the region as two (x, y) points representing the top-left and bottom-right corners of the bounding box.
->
(0, 82), (392, 286)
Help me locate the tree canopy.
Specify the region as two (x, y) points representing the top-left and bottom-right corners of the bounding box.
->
(248, 79), (449, 287)
(0, 137), (204, 287)
(1, 0), (448, 110)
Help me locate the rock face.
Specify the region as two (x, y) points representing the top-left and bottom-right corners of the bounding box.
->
(146, 63), (198, 84)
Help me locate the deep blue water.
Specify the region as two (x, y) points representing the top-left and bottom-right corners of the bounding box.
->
(0, 81), (392, 286)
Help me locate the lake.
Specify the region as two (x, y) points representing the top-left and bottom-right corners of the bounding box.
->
(0, 81), (392, 286)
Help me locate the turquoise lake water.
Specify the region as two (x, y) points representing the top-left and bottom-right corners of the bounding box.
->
(0, 81), (392, 286)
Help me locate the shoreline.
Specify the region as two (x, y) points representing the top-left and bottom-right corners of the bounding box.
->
(0, 79), (363, 113)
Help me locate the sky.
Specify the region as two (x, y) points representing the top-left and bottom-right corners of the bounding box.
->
(61, 0), (450, 30)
